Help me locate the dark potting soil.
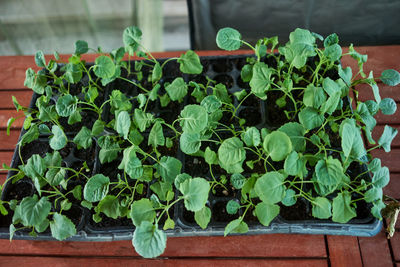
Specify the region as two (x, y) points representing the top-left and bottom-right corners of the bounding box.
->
(347, 162), (369, 180)
(157, 100), (182, 125)
(265, 91), (291, 126)
(66, 160), (92, 181)
(90, 213), (132, 229)
(209, 163), (228, 181)
(59, 110), (98, 133)
(354, 199), (372, 221)
(133, 183), (148, 200)
(0, 209), (12, 227)
(184, 156), (209, 177)
(20, 139), (51, 163)
(236, 76), (250, 89)
(0, 180), (35, 227)
(62, 180), (85, 203)
(98, 159), (124, 182)
(69, 81), (106, 108)
(243, 152), (266, 174)
(74, 144), (96, 163)
(212, 58), (234, 73)
(243, 205), (259, 224)
(59, 142), (75, 158)
(213, 184), (236, 197)
(214, 74), (234, 89)
(238, 107), (263, 126)
(62, 205), (85, 229)
(157, 138), (179, 157)
(212, 200), (239, 222)
(162, 60), (182, 77)
(113, 70), (139, 96)
(3, 179), (35, 201)
(242, 93), (260, 107)
(233, 57), (247, 71)
(219, 111), (239, 126)
(189, 74), (208, 86)
(326, 127), (342, 148)
(157, 206), (175, 227)
(279, 199), (313, 221)
(182, 208), (196, 225)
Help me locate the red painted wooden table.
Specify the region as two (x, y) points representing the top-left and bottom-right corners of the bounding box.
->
(0, 48), (399, 266)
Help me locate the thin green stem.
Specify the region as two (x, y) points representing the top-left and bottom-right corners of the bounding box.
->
(118, 76), (149, 93)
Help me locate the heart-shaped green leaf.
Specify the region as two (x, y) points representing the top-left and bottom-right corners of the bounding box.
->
(380, 69), (400, 86)
(255, 202), (280, 226)
(378, 125), (398, 152)
(130, 199), (156, 227)
(132, 221), (166, 258)
(50, 213), (76, 240)
(218, 137), (246, 173)
(332, 191), (356, 223)
(263, 131), (292, 161)
(19, 195), (51, 226)
(50, 125), (67, 150)
(178, 50), (203, 74)
(93, 56), (116, 79)
(249, 62), (272, 99)
(194, 206), (211, 229)
(315, 157), (343, 187)
(180, 132), (201, 154)
(216, 27), (242, 51)
(116, 111), (131, 139)
(123, 26), (142, 55)
(155, 156), (182, 184)
(379, 98), (397, 115)
(201, 95), (222, 113)
(74, 40), (89, 55)
(56, 95), (77, 117)
(298, 107), (324, 130)
(165, 77), (188, 101)
(312, 197), (332, 219)
(180, 105), (208, 134)
(179, 177), (210, 212)
(83, 174), (110, 202)
(148, 122), (165, 148)
(254, 171), (286, 204)
(73, 126), (92, 149)
(278, 122), (306, 152)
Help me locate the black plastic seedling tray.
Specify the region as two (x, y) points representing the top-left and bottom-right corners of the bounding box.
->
(0, 54), (382, 241)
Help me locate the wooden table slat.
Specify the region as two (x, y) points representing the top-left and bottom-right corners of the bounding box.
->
(0, 234), (327, 258)
(0, 130), (19, 151)
(0, 90), (32, 109)
(383, 173), (400, 200)
(356, 83), (400, 103)
(358, 231), (393, 267)
(340, 46), (400, 78)
(0, 152), (15, 169)
(371, 149), (400, 172)
(390, 230), (400, 262)
(0, 110), (25, 129)
(374, 104), (400, 124)
(0, 173), (7, 184)
(372, 125), (400, 147)
(327, 236), (362, 267)
(0, 50), (253, 91)
(0, 257), (328, 267)
(1, 46), (400, 91)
